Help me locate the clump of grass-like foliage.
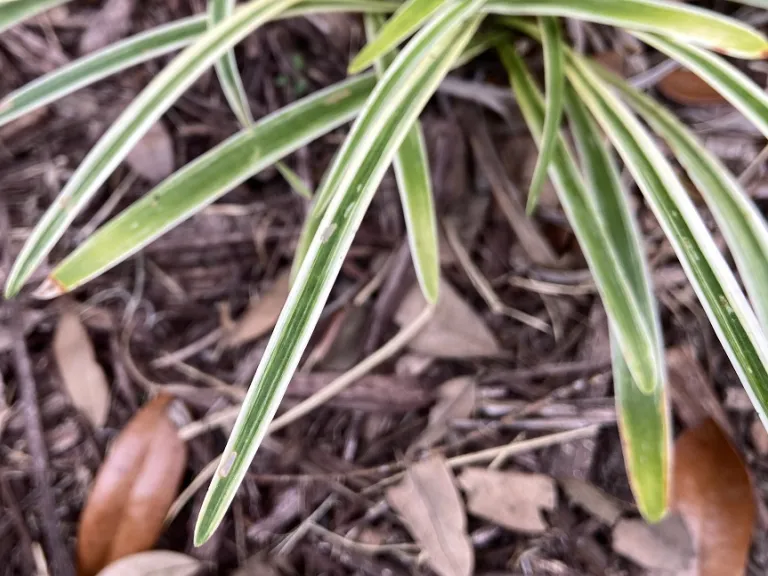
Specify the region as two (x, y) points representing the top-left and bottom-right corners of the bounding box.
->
(4, 0), (768, 545)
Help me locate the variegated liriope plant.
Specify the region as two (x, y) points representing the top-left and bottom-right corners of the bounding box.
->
(4, 0), (768, 545)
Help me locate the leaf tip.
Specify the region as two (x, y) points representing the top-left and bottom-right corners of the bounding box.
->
(193, 495), (223, 547)
(32, 276), (66, 300)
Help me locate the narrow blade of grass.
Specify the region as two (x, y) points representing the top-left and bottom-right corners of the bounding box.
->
(526, 16), (564, 214)
(0, 0), (70, 33)
(293, 29), (493, 276)
(276, 162), (313, 199)
(566, 87), (669, 521)
(500, 46), (661, 397)
(567, 57), (768, 426)
(632, 32), (768, 139)
(0, 16), (207, 128)
(195, 1), (486, 546)
(210, 0), (253, 126)
(611, 335), (670, 522)
(600, 66), (768, 331)
(4, 0), (300, 298)
(366, 13), (439, 302)
(485, 0), (768, 58)
(42, 75), (374, 295)
(0, 0), (398, 130)
(349, 0), (443, 74)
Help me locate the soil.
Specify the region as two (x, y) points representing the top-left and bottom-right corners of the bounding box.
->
(2, 1), (768, 575)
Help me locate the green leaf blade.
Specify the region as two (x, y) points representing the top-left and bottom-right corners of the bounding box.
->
(195, 1), (486, 545)
(633, 32), (768, 140)
(349, 0), (444, 74)
(210, 0), (253, 126)
(45, 74), (375, 294)
(501, 46), (662, 397)
(612, 337), (670, 522)
(0, 0), (71, 34)
(526, 16), (564, 214)
(567, 56), (768, 427)
(4, 0), (299, 298)
(365, 13), (439, 303)
(0, 16), (208, 128)
(566, 87), (669, 520)
(485, 0), (768, 58)
(601, 66), (768, 332)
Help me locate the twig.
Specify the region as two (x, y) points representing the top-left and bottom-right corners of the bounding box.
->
(10, 305), (75, 576)
(308, 522), (420, 556)
(170, 306), (435, 519)
(443, 218), (550, 333)
(363, 241), (414, 355)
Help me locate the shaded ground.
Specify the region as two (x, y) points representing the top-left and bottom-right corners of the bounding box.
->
(2, 1), (768, 575)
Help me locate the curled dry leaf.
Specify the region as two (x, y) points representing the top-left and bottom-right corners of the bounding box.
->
(415, 376), (476, 450)
(387, 456), (473, 576)
(53, 311), (110, 427)
(459, 468), (556, 534)
(77, 395), (188, 576)
(95, 551), (200, 576)
(657, 69), (726, 106)
(125, 121), (175, 184)
(673, 418), (755, 576)
(226, 271), (291, 347)
(395, 279), (500, 358)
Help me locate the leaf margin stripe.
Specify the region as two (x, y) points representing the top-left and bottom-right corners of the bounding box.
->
(566, 55), (768, 427)
(0, 0), (70, 34)
(500, 46), (661, 396)
(195, 1), (486, 546)
(599, 64), (768, 331)
(210, 0), (253, 126)
(349, 0), (443, 74)
(565, 86), (669, 522)
(4, 0), (301, 298)
(526, 15), (564, 214)
(632, 31), (768, 140)
(365, 12), (439, 303)
(45, 74), (376, 294)
(484, 0), (768, 59)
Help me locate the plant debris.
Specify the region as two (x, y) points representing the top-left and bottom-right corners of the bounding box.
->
(53, 310), (110, 427)
(76, 395), (188, 576)
(387, 456), (473, 576)
(459, 468), (556, 533)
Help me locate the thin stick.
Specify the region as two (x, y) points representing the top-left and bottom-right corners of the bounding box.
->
(11, 305), (75, 576)
(308, 522), (420, 556)
(443, 218), (550, 333)
(170, 306), (435, 518)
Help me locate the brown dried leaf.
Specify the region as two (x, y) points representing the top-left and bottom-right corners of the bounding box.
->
(53, 311), (110, 427)
(77, 395), (188, 576)
(387, 456), (473, 576)
(226, 271), (291, 347)
(125, 121), (174, 184)
(658, 69), (726, 106)
(415, 377), (475, 450)
(612, 516), (695, 572)
(459, 468), (556, 533)
(562, 478), (623, 526)
(95, 551), (200, 576)
(673, 418), (755, 576)
(395, 279), (500, 358)
(79, 0), (136, 54)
